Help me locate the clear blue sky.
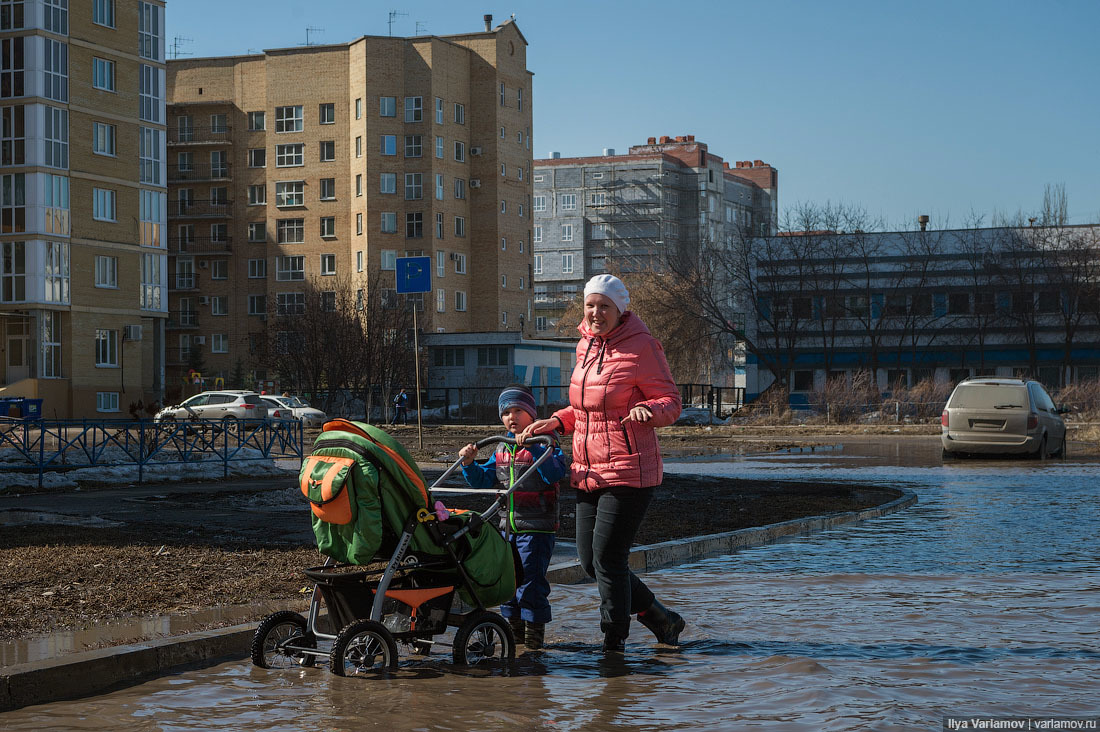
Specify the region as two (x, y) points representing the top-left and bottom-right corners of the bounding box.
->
(169, 0), (1100, 228)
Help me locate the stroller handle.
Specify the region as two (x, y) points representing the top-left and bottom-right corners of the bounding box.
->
(473, 434), (552, 450)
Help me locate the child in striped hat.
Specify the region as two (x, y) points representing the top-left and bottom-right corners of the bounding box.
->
(459, 384), (567, 650)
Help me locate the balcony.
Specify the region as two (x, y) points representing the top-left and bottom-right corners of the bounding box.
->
(171, 199), (233, 218)
(166, 310), (199, 329)
(168, 125), (233, 146)
(170, 236), (233, 255)
(168, 163), (232, 182)
(174, 272), (201, 290)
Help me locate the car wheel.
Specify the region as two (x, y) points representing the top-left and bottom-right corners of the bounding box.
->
(941, 447), (953, 461)
(1034, 435), (1049, 460)
(1056, 433), (1067, 458)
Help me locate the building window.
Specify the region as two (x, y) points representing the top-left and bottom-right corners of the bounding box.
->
(139, 128), (162, 184)
(501, 274), (507, 288)
(518, 87), (524, 111)
(435, 135), (444, 158)
(40, 310), (61, 377)
(275, 105), (303, 132)
(355, 173), (363, 196)
(248, 293), (266, 314)
(211, 334), (227, 353)
(454, 177), (465, 199)
(501, 162), (506, 176)
(356, 250), (363, 272)
(93, 58), (114, 91)
(44, 106), (67, 168)
(95, 255), (118, 288)
(1, 105), (23, 165)
(319, 140), (335, 161)
(454, 216), (465, 238)
(320, 216), (335, 238)
(247, 111), (265, 130)
(404, 134), (422, 157)
(380, 135), (396, 155)
(406, 212), (423, 238)
(139, 189), (163, 247)
(319, 102), (334, 124)
(319, 253), (336, 276)
(435, 212), (444, 239)
(379, 96), (395, 117)
(94, 0), (115, 27)
(210, 222), (228, 243)
(96, 392), (119, 412)
(536, 316), (547, 331)
(211, 259), (227, 280)
(517, 167), (523, 181)
(138, 2), (161, 60)
(534, 285), (547, 302)
(248, 222), (265, 242)
(355, 97), (362, 119)
(0, 241), (24, 301)
(248, 148), (265, 167)
(43, 38), (68, 103)
(0, 37), (25, 97)
(533, 195), (545, 212)
(139, 64), (162, 123)
(501, 237), (506, 251)
(92, 188), (115, 221)
(275, 255), (304, 281)
(44, 241), (68, 303)
(436, 250), (446, 277)
(275, 181), (304, 207)
(562, 224), (573, 242)
(562, 252), (574, 273)
(453, 102), (465, 124)
(499, 82), (506, 106)
(561, 194), (577, 211)
(248, 184), (266, 205)
(436, 287), (445, 313)
(590, 191), (606, 206)
(355, 135), (362, 157)
(453, 252), (466, 274)
(276, 292), (305, 315)
(381, 212), (397, 233)
(454, 141), (465, 162)
(379, 172), (395, 194)
(434, 173), (444, 201)
(404, 96), (422, 122)
(356, 212), (363, 234)
(248, 258), (266, 278)
(316, 177), (335, 200)
(276, 218), (304, 243)
(381, 249), (397, 270)
(533, 254), (542, 274)
(455, 290), (467, 311)
(93, 121), (115, 155)
(434, 96), (443, 124)
(404, 173), (422, 200)
(95, 329), (118, 367)
(1, 174), (25, 233)
(500, 200), (506, 214)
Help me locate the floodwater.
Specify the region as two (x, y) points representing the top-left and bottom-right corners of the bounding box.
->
(5, 438), (1099, 730)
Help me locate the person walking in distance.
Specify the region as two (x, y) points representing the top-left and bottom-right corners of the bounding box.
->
(519, 274), (685, 653)
(390, 388), (409, 425)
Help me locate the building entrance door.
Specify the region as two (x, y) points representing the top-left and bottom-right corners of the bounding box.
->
(5, 319), (30, 382)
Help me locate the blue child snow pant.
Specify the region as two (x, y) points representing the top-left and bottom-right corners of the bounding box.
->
(500, 532), (555, 625)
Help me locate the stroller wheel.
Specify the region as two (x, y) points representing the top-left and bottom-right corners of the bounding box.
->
(452, 611), (515, 666)
(251, 611), (317, 669)
(330, 620), (399, 676)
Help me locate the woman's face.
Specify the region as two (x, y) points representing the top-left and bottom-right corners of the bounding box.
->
(584, 293), (622, 336)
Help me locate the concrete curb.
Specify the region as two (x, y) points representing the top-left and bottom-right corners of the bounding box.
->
(0, 489), (917, 712)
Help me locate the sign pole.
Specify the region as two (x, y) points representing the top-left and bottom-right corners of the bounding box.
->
(413, 304), (423, 450)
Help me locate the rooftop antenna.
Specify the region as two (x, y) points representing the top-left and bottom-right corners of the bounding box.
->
(388, 10), (408, 36)
(303, 26), (324, 46)
(168, 36), (192, 59)
(415, 21), (428, 35)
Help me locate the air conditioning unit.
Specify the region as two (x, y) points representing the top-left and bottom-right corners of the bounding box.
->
(470, 146), (482, 156)
(199, 296), (210, 305)
(123, 325), (143, 341)
(199, 260), (209, 269)
(469, 179), (481, 189)
(193, 335), (206, 345)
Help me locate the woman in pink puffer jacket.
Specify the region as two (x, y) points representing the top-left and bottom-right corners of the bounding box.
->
(520, 274), (686, 653)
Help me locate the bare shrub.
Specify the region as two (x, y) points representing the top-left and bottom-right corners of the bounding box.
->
(1052, 380), (1100, 421)
(810, 371), (880, 423)
(737, 383), (793, 424)
(890, 378), (952, 423)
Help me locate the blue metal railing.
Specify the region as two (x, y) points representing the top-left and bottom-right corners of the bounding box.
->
(0, 418), (305, 489)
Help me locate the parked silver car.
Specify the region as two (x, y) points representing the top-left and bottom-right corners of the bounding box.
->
(263, 395), (327, 428)
(941, 377), (1067, 458)
(155, 391), (269, 422)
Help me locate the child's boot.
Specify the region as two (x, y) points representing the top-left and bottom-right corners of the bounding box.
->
(637, 599), (685, 645)
(508, 616), (525, 645)
(524, 622), (545, 650)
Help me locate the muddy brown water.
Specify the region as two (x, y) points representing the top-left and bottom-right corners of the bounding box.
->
(4, 438), (1099, 730)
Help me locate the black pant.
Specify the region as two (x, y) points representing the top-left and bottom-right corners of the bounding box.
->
(575, 485), (656, 638)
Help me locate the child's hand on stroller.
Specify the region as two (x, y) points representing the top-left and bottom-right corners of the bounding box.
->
(459, 443), (478, 465)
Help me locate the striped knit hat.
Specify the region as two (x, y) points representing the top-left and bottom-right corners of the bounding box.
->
(498, 385), (537, 420)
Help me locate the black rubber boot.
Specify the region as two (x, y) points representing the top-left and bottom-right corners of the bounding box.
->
(637, 599), (685, 645)
(508, 617), (525, 646)
(525, 622), (545, 650)
(601, 632), (626, 653)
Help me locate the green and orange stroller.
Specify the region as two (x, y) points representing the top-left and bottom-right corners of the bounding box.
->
(250, 419), (553, 675)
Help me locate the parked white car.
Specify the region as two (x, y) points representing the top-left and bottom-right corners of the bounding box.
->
(155, 391), (269, 422)
(263, 395), (327, 428)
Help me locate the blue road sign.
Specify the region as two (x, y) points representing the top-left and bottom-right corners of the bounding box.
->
(395, 256), (432, 294)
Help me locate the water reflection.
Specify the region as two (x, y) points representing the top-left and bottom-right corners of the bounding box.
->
(5, 437), (1099, 730)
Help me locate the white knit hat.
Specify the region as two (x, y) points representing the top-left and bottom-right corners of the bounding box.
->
(583, 274), (630, 314)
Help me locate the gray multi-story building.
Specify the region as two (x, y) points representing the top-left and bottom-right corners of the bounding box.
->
(531, 135), (777, 333)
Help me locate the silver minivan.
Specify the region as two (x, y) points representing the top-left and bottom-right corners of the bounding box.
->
(941, 378), (1067, 458)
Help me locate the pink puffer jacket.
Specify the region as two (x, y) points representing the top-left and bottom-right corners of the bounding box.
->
(553, 312), (681, 492)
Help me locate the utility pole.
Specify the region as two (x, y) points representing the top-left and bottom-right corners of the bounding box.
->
(388, 10), (408, 36)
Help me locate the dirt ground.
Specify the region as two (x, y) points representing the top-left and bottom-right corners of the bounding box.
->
(0, 425), (905, 647)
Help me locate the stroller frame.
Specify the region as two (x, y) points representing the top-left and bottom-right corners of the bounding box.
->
(252, 434), (554, 675)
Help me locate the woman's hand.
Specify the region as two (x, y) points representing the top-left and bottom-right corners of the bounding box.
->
(622, 405), (654, 423)
(517, 418), (559, 445)
(459, 443), (478, 466)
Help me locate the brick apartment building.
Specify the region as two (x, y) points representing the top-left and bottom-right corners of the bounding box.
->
(0, 0), (168, 419)
(165, 15), (533, 395)
(531, 135), (778, 334)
